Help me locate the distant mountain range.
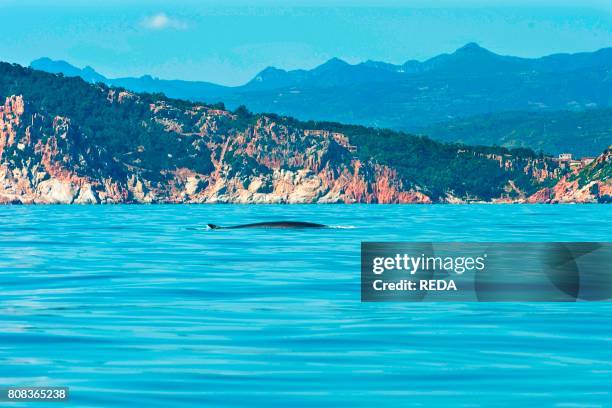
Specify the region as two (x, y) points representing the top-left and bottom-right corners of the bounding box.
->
(31, 57), (227, 101)
(31, 43), (612, 156)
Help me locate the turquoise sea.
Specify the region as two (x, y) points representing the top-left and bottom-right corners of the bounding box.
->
(0, 205), (611, 407)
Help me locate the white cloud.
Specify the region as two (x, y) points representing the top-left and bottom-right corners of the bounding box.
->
(141, 13), (187, 30)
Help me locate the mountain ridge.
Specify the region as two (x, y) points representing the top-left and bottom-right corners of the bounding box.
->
(31, 43), (612, 91)
(30, 44), (612, 151)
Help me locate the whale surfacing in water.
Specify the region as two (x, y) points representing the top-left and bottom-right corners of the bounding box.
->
(207, 221), (326, 230)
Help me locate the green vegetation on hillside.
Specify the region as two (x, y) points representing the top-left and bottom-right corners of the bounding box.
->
(422, 110), (612, 158)
(1, 62), (561, 201)
(0, 63), (214, 180)
(571, 148), (611, 188)
(272, 115), (550, 200)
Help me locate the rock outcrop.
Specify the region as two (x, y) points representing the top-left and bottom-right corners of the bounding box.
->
(0, 94), (430, 204)
(528, 148), (611, 203)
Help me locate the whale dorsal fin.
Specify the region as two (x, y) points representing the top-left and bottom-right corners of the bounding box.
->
(207, 224), (220, 230)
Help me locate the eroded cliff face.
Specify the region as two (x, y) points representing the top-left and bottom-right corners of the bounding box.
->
(0, 94), (430, 204)
(527, 149), (611, 203)
(1, 88), (608, 204)
(0, 95), (125, 203)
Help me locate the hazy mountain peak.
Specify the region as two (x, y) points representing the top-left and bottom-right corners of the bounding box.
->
(30, 57), (106, 83)
(259, 66), (286, 75)
(249, 66), (289, 85)
(31, 57), (79, 73)
(242, 66), (297, 91)
(31, 57), (53, 65)
(317, 57), (350, 70)
(456, 42), (489, 54)
(82, 66), (98, 75)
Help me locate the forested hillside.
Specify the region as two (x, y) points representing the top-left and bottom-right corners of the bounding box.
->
(2, 62), (608, 204)
(423, 109), (612, 157)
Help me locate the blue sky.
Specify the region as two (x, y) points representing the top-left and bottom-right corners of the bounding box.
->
(1, 0), (612, 85)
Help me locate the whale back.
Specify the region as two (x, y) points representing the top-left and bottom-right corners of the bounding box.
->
(207, 221), (326, 230)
